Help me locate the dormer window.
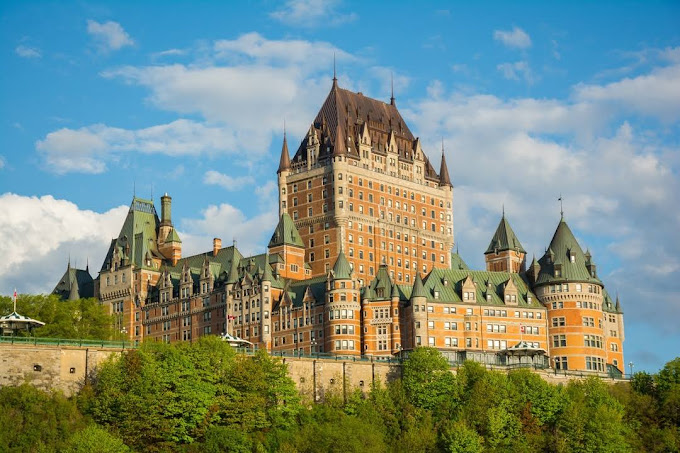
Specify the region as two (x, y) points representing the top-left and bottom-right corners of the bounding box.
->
(434, 291), (440, 299)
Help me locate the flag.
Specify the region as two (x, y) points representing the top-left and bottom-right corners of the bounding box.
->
(227, 315), (235, 320)
(520, 325), (525, 333)
(12, 288), (17, 312)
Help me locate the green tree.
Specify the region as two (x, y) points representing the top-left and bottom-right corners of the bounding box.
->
(64, 425), (130, 453)
(402, 347), (457, 412)
(0, 384), (87, 452)
(0, 294), (114, 339)
(439, 420), (484, 453)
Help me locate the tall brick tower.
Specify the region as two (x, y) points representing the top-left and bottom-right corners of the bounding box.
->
(277, 78), (454, 286)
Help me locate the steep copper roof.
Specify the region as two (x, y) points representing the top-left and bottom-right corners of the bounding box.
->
(292, 81), (440, 180)
(277, 133), (291, 173)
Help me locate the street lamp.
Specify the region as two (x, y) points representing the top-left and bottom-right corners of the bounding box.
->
(629, 361), (634, 379)
(311, 339), (318, 359)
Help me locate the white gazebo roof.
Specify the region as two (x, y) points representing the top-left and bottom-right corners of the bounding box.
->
(0, 311), (45, 333)
(218, 332), (253, 348)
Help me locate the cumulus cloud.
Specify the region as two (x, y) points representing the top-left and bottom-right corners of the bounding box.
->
(36, 119), (239, 174)
(0, 194), (127, 295)
(497, 61), (534, 84)
(86, 20), (134, 52)
(493, 26), (532, 49)
(270, 0), (357, 27)
(180, 203), (278, 258)
(574, 64), (680, 122)
(15, 45), (42, 58)
(204, 170), (255, 190)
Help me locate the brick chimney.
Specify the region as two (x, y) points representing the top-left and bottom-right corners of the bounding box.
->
(213, 238), (222, 256)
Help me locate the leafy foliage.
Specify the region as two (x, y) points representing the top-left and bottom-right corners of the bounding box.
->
(2, 339), (678, 452)
(0, 294), (115, 339)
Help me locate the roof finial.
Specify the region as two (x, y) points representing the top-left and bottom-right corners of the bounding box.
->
(390, 71), (395, 105)
(151, 183), (154, 202)
(284, 118), (286, 137)
(133, 178), (136, 198)
(68, 254), (71, 269)
(502, 204), (505, 218)
(332, 53), (337, 87)
(558, 194), (564, 218)
(86, 257), (89, 272)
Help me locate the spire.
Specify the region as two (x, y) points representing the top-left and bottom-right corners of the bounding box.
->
(332, 124), (345, 157)
(390, 71), (395, 106)
(277, 130), (291, 173)
(332, 53), (337, 88)
(558, 194), (564, 219)
(263, 252), (274, 282)
(615, 294), (622, 312)
(411, 273), (427, 299)
(86, 257), (89, 272)
(439, 141), (452, 187)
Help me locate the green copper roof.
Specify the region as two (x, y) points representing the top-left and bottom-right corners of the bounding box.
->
(262, 254), (275, 282)
(53, 262), (94, 300)
(485, 214), (526, 254)
(101, 197), (160, 272)
(165, 228), (182, 243)
(331, 250), (352, 280)
(365, 265), (398, 300)
(535, 218), (601, 286)
(418, 268), (541, 308)
(411, 273), (427, 299)
(268, 213), (305, 248)
(450, 251), (469, 270)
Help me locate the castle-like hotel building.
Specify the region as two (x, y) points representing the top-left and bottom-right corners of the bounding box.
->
(55, 77), (625, 374)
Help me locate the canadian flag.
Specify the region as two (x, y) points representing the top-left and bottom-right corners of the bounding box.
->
(13, 289), (17, 302)
(227, 315), (235, 320)
(520, 325), (525, 333)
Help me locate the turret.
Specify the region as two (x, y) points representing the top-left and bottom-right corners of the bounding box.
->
(484, 212), (526, 273)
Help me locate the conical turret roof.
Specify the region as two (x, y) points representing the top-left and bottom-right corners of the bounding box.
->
(485, 213), (525, 254)
(411, 273), (427, 299)
(277, 133), (291, 173)
(332, 249), (352, 280)
(439, 149), (452, 187)
(536, 218), (600, 285)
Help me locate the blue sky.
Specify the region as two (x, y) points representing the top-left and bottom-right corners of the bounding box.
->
(1, 1), (678, 373)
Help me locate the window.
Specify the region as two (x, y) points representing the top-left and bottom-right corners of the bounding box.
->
(552, 335), (567, 347)
(555, 356), (568, 370)
(552, 317), (566, 327)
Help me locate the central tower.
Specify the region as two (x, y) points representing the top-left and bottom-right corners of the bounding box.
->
(278, 78), (454, 286)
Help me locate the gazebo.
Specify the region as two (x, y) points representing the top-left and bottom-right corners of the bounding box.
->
(218, 332), (254, 349)
(498, 341), (549, 368)
(0, 293), (45, 336)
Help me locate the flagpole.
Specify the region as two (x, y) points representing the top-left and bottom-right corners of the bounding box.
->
(13, 288), (17, 312)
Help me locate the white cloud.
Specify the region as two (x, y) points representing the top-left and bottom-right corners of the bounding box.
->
(496, 61), (534, 83)
(15, 45), (41, 58)
(270, 0), (357, 27)
(0, 156), (5, 169)
(575, 64), (680, 122)
(180, 203), (278, 258)
(204, 170), (255, 190)
(0, 194), (127, 295)
(86, 20), (134, 52)
(493, 26), (532, 49)
(36, 119), (240, 174)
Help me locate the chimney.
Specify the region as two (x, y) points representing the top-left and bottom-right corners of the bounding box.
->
(161, 193), (172, 226)
(213, 238), (222, 257)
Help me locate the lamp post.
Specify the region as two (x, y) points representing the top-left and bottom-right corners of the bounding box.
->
(628, 361), (634, 379)
(311, 338), (318, 359)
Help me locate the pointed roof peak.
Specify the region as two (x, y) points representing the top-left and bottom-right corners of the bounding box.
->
(411, 273), (427, 299)
(332, 53), (338, 88)
(277, 132), (291, 173)
(390, 71), (395, 106)
(439, 142), (452, 187)
(268, 213), (305, 248)
(332, 249), (352, 280)
(485, 214), (525, 254)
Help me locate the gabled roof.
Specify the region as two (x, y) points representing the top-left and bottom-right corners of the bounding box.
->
(535, 218), (601, 285)
(268, 213), (305, 248)
(485, 214), (526, 254)
(52, 263), (95, 300)
(364, 264), (398, 300)
(101, 197), (160, 272)
(413, 268), (542, 308)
